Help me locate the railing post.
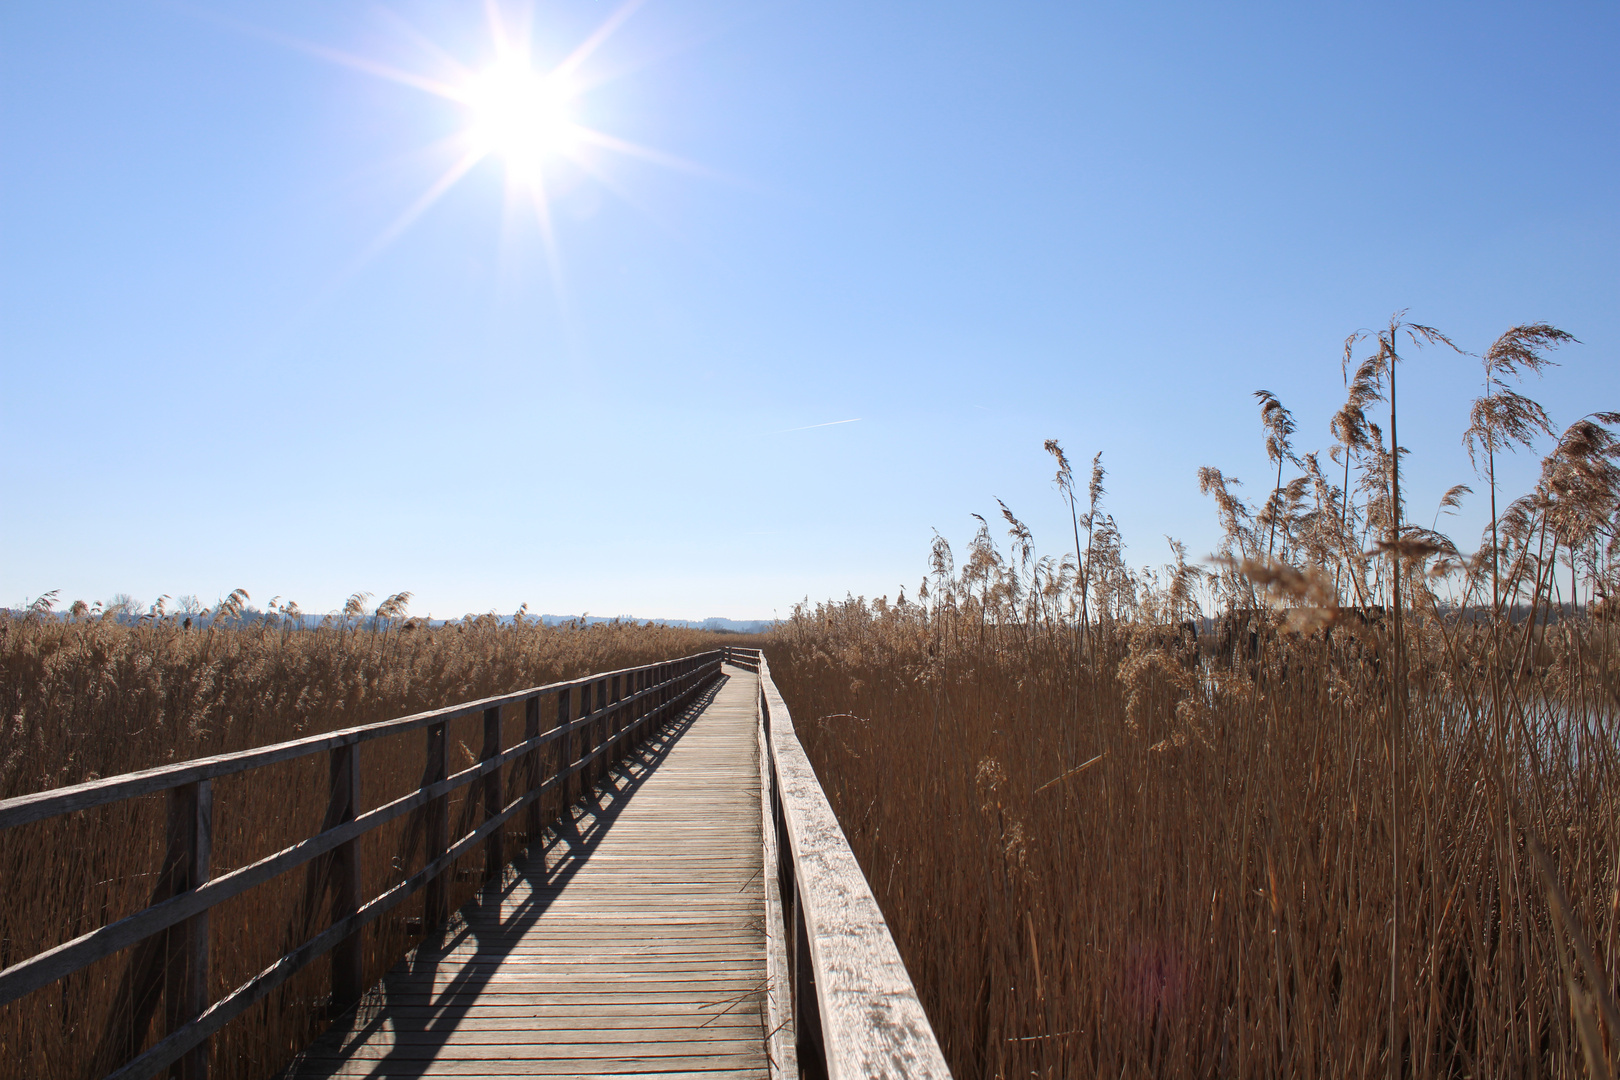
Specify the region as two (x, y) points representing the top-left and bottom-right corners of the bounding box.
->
(328, 743), (363, 1012)
(594, 678), (608, 785)
(643, 666), (654, 735)
(557, 687), (573, 805)
(423, 721), (448, 929)
(481, 705), (504, 884)
(580, 683), (594, 790)
(633, 668), (646, 744)
(626, 669), (637, 746)
(164, 779), (212, 1080)
(609, 675), (622, 767)
(577, 683), (594, 791)
(523, 695), (542, 845)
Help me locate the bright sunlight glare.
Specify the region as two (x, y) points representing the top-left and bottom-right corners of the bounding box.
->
(466, 61), (579, 177)
(261, 0), (695, 285)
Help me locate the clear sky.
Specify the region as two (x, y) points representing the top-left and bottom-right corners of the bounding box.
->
(3, 1), (1616, 621)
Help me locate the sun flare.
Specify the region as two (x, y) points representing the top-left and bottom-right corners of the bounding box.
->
(279, 0), (697, 285)
(465, 60), (578, 177)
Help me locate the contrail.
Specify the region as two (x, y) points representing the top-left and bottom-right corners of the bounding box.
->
(773, 418), (862, 434)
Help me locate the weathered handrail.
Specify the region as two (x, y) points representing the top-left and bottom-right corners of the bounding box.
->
(730, 647), (951, 1079)
(0, 649), (725, 1080)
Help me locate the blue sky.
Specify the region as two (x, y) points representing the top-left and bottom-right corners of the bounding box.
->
(3, 1), (1616, 620)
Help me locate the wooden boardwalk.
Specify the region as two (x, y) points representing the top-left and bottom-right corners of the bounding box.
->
(288, 665), (769, 1080)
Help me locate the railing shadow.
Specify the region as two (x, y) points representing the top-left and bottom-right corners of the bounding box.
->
(282, 673), (732, 1079)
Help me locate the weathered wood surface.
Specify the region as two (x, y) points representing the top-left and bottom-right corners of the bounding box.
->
(756, 686), (796, 1080)
(759, 656), (950, 1080)
(286, 665), (772, 1080)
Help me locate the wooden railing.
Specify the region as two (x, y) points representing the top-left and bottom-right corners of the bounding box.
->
(0, 649), (725, 1080)
(726, 647), (951, 1080)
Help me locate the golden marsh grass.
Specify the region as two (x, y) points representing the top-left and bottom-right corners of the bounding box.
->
(769, 319), (1620, 1077)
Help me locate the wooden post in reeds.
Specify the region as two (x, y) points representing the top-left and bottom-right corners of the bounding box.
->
(1386, 324), (1406, 1080)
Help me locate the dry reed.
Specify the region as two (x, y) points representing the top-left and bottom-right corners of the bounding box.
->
(769, 319), (1620, 1078)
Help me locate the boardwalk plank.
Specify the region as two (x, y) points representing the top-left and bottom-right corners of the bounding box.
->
(303, 1051), (769, 1061)
(298, 1069), (764, 1079)
(285, 667), (768, 1080)
(306, 1030), (763, 1048)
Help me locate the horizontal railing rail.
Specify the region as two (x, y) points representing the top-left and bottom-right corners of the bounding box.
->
(0, 649), (726, 1080)
(730, 647), (951, 1079)
(0, 652), (714, 830)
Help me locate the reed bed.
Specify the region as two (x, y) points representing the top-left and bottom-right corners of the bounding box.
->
(769, 318), (1620, 1078)
(0, 610), (726, 1080)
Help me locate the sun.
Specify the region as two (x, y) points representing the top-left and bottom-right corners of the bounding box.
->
(465, 60), (578, 179)
(272, 0), (702, 283)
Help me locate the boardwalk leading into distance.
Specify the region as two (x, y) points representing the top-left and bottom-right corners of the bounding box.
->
(288, 665), (770, 1079)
